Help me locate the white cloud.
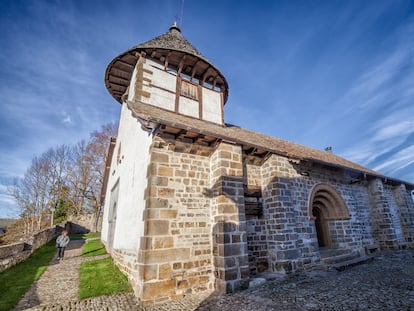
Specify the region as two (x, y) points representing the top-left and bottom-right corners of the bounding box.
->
(373, 145), (414, 174)
(374, 120), (413, 141)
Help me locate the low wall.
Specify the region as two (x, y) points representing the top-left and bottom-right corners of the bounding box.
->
(67, 213), (102, 233)
(0, 227), (58, 272)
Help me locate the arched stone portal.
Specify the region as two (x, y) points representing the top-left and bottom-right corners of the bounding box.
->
(309, 184), (350, 248)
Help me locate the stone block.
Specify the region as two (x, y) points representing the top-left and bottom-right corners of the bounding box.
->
(149, 176), (168, 186)
(158, 263), (172, 280)
(157, 188), (175, 198)
(177, 279), (188, 290)
(151, 152), (169, 163)
(153, 236), (174, 249)
(146, 198), (169, 209)
(224, 268), (238, 280)
(159, 209), (178, 219)
(140, 237), (152, 250)
(139, 264), (157, 282)
(143, 248), (190, 264)
(142, 279), (175, 300)
(146, 220), (169, 235)
(184, 262), (193, 269)
(224, 243), (244, 256)
(158, 166), (174, 177)
(219, 151), (232, 159)
(143, 209), (159, 220)
(225, 257), (236, 268)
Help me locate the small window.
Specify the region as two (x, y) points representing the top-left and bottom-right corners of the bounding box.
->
(181, 80), (198, 100)
(117, 142), (122, 164)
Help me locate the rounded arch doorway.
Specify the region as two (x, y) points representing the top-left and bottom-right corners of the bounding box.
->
(308, 183), (350, 248)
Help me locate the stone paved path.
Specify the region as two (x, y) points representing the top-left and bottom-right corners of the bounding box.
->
(14, 248), (414, 310)
(14, 239), (110, 311)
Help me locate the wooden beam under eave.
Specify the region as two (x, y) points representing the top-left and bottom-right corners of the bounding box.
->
(164, 51), (172, 70)
(191, 60), (202, 80)
(116, 59), (135, 69)
(174, 129), (187, 139)
(109, 81), (129, 88)
(110, 67), (132, 79)
(109, 84), (126, 92)
(212, 75), (219, 88)
(201, 66), (211, 84)
(109, 74), (130, 84)
(177, 55), (187, 76)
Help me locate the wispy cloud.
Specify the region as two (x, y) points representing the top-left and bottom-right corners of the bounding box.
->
(336, 17), (414, 182)
(373, 145), (414, 174)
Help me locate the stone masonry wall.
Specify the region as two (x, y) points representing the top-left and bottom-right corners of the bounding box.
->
(210, 142), (249, 293)
(383, 185), (405, 244)
(367, 179), (400, 250)
(138, 136), (212, 302)
(111, 248), (140, 296)
(67, 213), (103, 233)
(300, 168), (374, 253)
(257, 154), (388, 274)
(246, 218), (267, 275)
(244, 162), (268, 275)
(391, 184), (414, 246)
(261, 155), (312, 273)
(0, 227), (58, 272)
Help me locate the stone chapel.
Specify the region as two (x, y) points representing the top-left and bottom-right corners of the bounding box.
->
(101, 24), (414, 303)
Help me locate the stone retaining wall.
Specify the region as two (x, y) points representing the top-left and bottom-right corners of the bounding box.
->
(0, 227), (58, 272)
(67, 213), (102, 233)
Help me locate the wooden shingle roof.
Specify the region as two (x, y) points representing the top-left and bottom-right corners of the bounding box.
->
(126, 101), (414, 190)
(105, 25), (229, 104)
(127, 101), (377, 171)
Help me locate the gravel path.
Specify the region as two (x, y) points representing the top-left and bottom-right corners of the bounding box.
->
(13, 246), (414, 310)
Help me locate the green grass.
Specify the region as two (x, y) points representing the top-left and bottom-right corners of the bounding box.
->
(0, 241), (56, 311)
(68, 233), (85, 240)
(69, 232), (101, 241)
(79, 257), (132, 299)
(83, 232), (101, 239)
(82, 239), (107, 257)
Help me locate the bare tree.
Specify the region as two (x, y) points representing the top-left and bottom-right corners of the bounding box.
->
(83, 122), (118, 230)
(7, 122), (118, 240)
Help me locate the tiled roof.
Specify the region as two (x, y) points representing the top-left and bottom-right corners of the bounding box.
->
(127, 101), (382, 176)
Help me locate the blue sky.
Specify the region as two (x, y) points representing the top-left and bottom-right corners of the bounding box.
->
(1, 0), (413, 218)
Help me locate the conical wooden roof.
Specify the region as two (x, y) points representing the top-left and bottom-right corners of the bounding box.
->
(105, 24), (228, 103)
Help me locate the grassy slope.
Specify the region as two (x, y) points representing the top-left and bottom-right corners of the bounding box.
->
(79, 257), (132, 299)
(82, 239), (107, 257)
(0, 241), (56, 311)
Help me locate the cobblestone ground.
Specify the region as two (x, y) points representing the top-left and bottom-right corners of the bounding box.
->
(16, 249), (414, 310)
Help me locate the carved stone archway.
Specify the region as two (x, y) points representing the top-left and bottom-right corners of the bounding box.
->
(308, 183), (350, 248)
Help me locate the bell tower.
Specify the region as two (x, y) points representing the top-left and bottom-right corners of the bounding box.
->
(105, 23), (229, 125)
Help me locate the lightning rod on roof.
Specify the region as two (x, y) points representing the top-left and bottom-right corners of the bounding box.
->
(179, 0), (185, 28)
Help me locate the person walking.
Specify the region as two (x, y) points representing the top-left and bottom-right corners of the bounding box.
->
(56, 230), (70, 261)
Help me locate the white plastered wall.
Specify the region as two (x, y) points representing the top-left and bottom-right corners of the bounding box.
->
(129, 58), (176, 111)
(179, 96), (199, 118)
(202, 88), (222, 124)
(101, 102), (151, 251)
(128, 57), (224, 125)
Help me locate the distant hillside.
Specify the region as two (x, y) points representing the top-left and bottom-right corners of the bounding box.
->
(0, 218), (18, 228)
